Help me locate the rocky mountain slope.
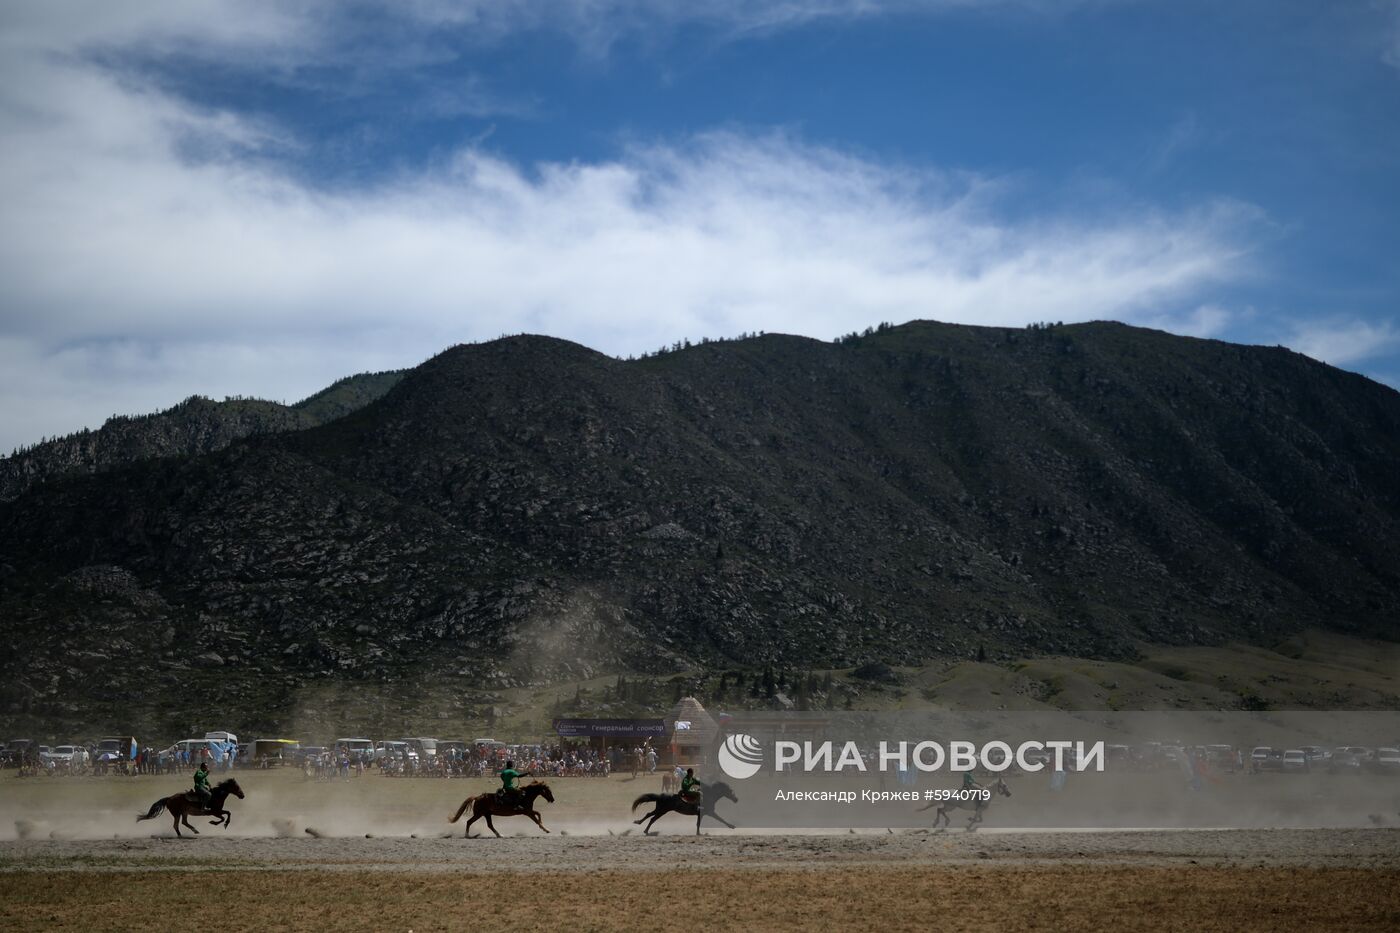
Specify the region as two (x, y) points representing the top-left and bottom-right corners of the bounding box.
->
(2, 321), (1397, 736)
(0, 371), (404, 502)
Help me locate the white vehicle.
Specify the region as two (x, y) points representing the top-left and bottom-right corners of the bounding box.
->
(167, 739), (215, 759)
(334, 738), (374, 756)
(1375, 748), (1400, 772)
(375, 740), (416, 760)
(204, 731), (239, 745)
(45, 745), (78, 763)
(401, 737), (439, 758)
(1281, 749), (1309, 772)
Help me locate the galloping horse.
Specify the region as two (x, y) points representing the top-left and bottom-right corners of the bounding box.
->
(631, 780), (738, 835)
(917, 776), (1011, 831)
(449, 781), (555, 837)
(137, 778), (245, 837)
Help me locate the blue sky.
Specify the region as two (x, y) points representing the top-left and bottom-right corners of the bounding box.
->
(1, 1), (1397, 452)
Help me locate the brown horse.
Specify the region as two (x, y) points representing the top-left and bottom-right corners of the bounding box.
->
(448, 781), (555, 837)
(137, 778), (245, 837)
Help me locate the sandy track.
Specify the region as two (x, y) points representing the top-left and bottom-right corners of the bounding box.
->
(4, 827), (1398, 872)
(5, 864), (1400, 932)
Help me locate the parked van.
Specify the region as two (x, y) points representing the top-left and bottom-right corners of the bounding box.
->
(248, 739), (300, 764)
(96, 736), (137, 761)
(334, 738), (374, 757)
(400, 737), (439, 758)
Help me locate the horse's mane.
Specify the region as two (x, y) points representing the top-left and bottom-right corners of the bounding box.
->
(215, 778), (239, 790)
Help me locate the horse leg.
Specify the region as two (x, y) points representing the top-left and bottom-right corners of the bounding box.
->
(709, 810), (736, 830)
(528, 811), (550, 834)
(462, 811), (481, 838)
(633, 808), (657, 826)
(485, 814), (501, 838)
(172, 808), (183, 838)
(182, 812), (199, 835)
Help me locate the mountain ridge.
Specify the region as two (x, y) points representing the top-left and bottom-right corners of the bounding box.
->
(0, 370), (405, 502)
(2, 319), (1397, 735)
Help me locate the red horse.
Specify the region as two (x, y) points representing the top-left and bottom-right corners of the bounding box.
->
(137, 778), (245, 837)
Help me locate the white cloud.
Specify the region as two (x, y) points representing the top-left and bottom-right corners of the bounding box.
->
(0, 1), (1256, 453)
(1286, 318), (1400, 367)
(1379, 0), (1400, 70)
(1139, 303), (1238, 339)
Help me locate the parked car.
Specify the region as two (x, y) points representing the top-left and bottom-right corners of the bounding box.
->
(96, 737), (137, 762)
(247, 738), (300, 765)
(1299, 746), (1329, 765)
(374, 741), (417, 762)
(1251, 746), (1281, 771)
(1329, 747), (1362, 773)
(297, 746), (329, 764)
(46, 745), (80, 763)
(1281, 749), (1309, 772)
(4, 739), (35, 765)
(400, 737), (439, 758)
(1205, 744), (1235, 765)
(1372, 748), (1400, 773)
(333, 738), (374, 758)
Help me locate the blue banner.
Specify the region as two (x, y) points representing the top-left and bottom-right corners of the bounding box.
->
(552, 718), (666, 738)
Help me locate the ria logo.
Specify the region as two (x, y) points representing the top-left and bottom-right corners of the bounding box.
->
(717, 733), (764, 779)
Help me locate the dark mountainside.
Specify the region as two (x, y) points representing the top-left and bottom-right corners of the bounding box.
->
(2, 321), (1398, 736)
(0, 370), (405, 502)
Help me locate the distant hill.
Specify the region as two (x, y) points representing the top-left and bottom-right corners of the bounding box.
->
(1, 321), (1397, 737)
(0, 370), (404, 501)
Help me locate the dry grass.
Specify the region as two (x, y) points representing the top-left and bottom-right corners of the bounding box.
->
(3, 865), (1398, 931)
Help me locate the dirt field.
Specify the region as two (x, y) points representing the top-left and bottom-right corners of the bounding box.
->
(5, 865), (1399, 932)
(3, 769), (1399, 930)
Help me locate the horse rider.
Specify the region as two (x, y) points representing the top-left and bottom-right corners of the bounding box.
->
(497, 760), (532, 807)
(961, 769), (984, 794)
(192, 760), (213, 810)
(679, 767), (704, 805)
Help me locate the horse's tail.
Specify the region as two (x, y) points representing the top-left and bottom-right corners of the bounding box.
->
(136, 798), (167, 822)
(631, 793), (662, 812)
(448, 796), (476, 823)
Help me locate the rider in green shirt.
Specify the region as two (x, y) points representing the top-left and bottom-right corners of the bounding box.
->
(498, 760), (532, 806)
(679, 767), (704, 804)
(193, 761), (212, 810)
